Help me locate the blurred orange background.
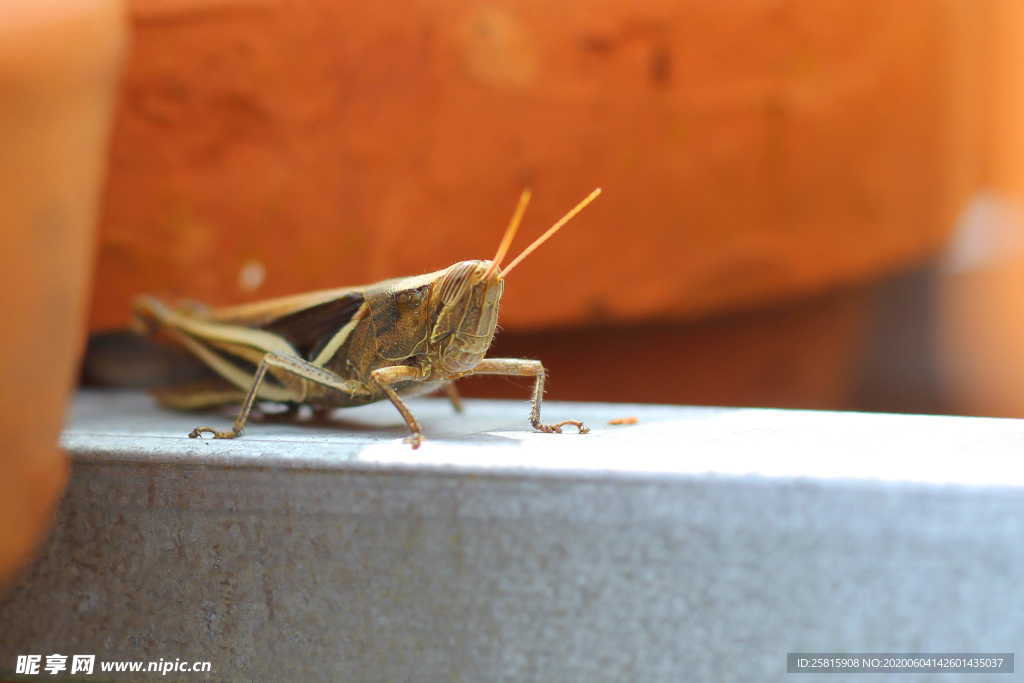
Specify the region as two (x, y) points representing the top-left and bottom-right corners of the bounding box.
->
(87, 0), (1001, 412)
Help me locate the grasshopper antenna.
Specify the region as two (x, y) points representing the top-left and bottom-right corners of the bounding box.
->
(482, 188), (531, 281)
(500, 188), (602, 278)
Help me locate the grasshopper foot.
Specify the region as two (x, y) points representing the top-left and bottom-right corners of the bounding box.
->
(532, 419), (589, 435)
(189, 426), (240, 439)
(403, 433), (423, 449)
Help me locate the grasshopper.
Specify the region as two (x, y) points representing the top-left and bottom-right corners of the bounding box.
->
(133, 188), (601, 448)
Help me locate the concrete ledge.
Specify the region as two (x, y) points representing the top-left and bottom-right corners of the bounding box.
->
(1, 391), (1022, 681)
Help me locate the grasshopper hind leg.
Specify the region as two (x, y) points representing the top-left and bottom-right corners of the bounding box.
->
(151, 378), (248, 412)
(190, 351), (368, 441)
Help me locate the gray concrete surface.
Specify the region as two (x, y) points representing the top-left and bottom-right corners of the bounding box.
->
(1, 390), (1022, 681)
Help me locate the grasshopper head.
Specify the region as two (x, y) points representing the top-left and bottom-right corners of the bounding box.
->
(430, 259), (504, 375)
(429, 188), (601, 376)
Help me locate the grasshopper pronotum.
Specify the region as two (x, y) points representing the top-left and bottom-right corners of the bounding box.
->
(134, 188), (601, 448)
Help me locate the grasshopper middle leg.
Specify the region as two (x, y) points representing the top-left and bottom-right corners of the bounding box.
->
(443, 382), (464, 413)
(370, 365), (429, 448)
(471, 358), (589, 435)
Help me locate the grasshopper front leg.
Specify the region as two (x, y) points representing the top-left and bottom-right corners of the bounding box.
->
(189, 352), (366, 439)
(471, 358), (589, 435)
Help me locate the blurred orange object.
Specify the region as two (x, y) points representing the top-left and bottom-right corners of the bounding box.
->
(0, 0), (126, 587)
(939, 200), (1024, 417)
(91, 0), (982, 335)
(934, 0), (1024, 418)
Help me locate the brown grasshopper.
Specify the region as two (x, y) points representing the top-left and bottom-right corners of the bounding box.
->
(133, 188), (601, 448)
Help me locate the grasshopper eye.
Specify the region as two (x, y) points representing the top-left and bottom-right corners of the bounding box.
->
(397, 288), (425, 310)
